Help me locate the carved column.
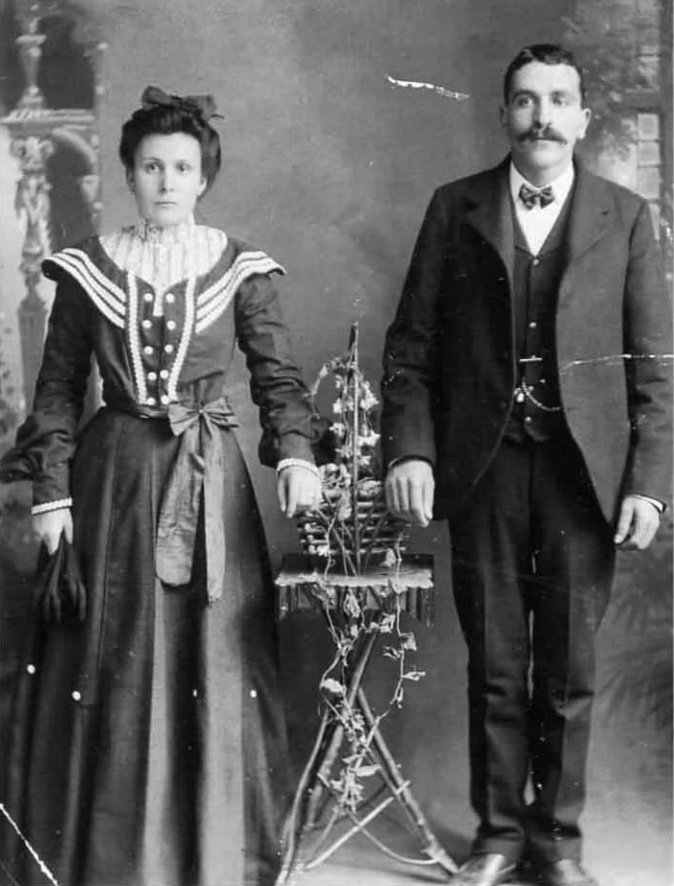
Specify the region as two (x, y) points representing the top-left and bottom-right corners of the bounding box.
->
(0, 4), (105, 407)
(12, 135), (54, 406)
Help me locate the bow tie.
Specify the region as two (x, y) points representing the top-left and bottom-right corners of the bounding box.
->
(519, 182), (555, 209)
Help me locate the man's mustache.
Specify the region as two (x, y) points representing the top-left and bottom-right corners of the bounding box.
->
(518, 127), (566, 144)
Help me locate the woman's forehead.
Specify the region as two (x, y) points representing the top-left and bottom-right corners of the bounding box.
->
(135, 131), (202, 159)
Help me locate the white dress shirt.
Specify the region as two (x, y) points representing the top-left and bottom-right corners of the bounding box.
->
(509, 162), (575, 256)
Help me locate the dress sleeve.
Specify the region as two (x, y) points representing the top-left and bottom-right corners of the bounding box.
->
(0, 273), (94, 509)
(235, 271), (317, 468)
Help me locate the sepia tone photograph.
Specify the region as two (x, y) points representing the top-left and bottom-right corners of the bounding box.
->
(0, 1), (671, 885)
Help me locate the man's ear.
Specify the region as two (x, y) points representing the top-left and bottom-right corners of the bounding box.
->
(499, 103), (508, 129)
(578, 106), (592, 141)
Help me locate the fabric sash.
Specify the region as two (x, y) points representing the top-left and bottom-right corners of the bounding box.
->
(106, 395), (238, 602)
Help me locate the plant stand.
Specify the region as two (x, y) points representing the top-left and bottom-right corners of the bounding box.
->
(274, 553), (458, 884)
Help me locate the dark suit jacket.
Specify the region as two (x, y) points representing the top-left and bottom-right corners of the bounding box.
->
(381, 158), (673, 523)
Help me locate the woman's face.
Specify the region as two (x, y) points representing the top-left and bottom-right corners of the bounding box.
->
(128, 132), (206, 227)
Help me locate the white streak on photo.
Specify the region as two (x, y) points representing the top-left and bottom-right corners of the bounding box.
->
(386, 74), (470, 101)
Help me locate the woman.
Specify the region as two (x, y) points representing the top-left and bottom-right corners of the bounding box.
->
(0, 86), (321, 886)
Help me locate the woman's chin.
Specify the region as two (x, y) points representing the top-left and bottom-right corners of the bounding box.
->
(145, 206), (190, 227)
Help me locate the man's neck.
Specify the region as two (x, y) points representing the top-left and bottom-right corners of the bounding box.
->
(512, 159), (574, 188)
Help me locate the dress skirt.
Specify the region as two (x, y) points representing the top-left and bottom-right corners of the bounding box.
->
(1, 406), (290, 886)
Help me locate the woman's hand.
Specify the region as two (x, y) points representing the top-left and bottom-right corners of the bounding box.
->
(277, 465), (322, 518)
(33, 507), (73, 554)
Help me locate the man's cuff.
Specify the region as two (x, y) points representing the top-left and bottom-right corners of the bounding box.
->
(388, 456), (434, 471)
(630, 494), (666, 513)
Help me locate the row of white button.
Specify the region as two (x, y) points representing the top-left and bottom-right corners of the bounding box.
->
(143, 291), (176, 305)
(143, 344), (174, 355)
(142, 318), (177, 330)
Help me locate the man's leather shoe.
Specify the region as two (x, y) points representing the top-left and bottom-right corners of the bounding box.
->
(534, 859), (598, 886)
(450, 853), (517, 886)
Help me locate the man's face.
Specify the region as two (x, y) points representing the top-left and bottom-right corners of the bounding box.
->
(500, 61), (591, 185)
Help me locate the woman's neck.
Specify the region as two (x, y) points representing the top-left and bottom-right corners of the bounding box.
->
(135, 215), (196, 244)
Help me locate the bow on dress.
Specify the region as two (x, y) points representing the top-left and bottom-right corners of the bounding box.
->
(155, 397), (238, 603)
(140, 85), (223, 121)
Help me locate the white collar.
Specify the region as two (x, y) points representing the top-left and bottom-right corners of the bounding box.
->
(133, 215), (197, 245)
(509, 162), (575, 208)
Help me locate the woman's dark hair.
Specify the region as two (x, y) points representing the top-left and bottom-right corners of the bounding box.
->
(119, 104), (222, 193)
(503, 44), (586, 104)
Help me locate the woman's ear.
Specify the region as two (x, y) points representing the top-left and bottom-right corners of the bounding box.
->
(126, 168), (135, 192)
(198, 177), (207, 197)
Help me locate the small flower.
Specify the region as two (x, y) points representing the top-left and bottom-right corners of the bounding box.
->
(320, 677), (346, 696)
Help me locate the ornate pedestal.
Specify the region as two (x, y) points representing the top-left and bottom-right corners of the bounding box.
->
(275, 553), (457, 883)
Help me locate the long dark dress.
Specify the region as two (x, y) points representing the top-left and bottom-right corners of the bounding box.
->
(0, 222), (316, 886)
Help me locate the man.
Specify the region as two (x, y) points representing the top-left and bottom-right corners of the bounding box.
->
(381, 44), (672, 886)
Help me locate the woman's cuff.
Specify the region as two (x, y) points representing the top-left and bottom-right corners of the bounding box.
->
(276, 458), (320, 480)
(31, 498), (73, 516)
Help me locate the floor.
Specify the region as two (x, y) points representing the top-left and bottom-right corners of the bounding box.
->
(276, 760), (673, 886)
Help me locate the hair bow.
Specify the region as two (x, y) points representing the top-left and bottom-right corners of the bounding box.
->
(140, 85), (223, 121)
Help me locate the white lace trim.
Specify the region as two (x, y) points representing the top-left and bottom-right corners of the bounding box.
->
(127, 272), (149, 403)
(32, 498), (73, 515)
(195, 253), (285, 333)
(47, 250), (126, 329)
(167, 247), (198, 402)
(276, 458), (319, 478)
(99, 222), (228, 297)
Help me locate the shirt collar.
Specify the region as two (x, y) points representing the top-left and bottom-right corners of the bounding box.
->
(134, 215), (197, 245)
(509, 161), (575, 209)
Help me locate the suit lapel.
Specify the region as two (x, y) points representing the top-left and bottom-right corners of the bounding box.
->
(465, 160), (515, 287)
(559, 162), (613, 302)
(565, 162), (612, 263)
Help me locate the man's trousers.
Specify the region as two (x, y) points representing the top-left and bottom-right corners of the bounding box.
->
(448, 436), (615, 864)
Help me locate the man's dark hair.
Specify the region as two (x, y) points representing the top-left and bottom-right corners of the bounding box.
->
(503, 44), (586, 103)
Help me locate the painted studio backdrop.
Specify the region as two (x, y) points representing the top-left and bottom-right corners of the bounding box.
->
(0, 0), (671, 883)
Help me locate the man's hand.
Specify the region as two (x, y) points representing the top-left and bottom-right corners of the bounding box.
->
(614, 495), (662, 550)
(277, 465), (322, 518)
(33, 507), (73, 554)
(385, 459), (435, 527)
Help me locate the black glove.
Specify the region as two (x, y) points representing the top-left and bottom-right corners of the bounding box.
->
(35, 536), (86, 624)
